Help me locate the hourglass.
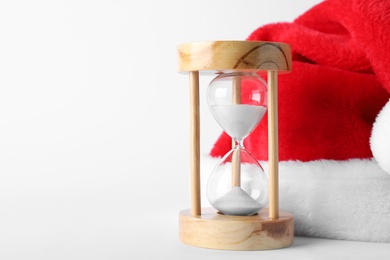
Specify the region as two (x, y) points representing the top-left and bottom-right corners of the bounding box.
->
(206, 72), (268, 216)
(178, 41), (293, 250)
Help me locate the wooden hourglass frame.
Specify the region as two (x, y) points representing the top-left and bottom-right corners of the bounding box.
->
(177, 41), (293, 250)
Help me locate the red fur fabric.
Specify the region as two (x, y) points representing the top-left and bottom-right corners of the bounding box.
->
(210, 0), (390, 161)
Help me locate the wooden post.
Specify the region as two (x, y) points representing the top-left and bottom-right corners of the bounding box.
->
(231, 149), (241, 187)
(267, 70), (279, 219)
(232, 75), (241, 104)
(189, 71), (201, 216)
(231, 76), (241, 187)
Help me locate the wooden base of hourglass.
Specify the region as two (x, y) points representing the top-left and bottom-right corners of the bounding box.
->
(179, 207), (293, 250)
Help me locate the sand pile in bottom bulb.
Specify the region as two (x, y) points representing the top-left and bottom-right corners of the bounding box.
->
(212, 187), (261, 216)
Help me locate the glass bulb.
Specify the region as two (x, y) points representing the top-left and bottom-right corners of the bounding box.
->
(207, 72), (267, 141)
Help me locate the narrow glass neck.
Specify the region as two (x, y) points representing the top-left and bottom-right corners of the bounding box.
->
(233, 139), (244, 148)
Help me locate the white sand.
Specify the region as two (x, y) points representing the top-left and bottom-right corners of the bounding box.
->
(210, 104), (266, 140)
(212, 187), (261, 216)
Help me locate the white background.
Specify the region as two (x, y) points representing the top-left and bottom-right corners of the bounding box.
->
(1, 0), (389, 259)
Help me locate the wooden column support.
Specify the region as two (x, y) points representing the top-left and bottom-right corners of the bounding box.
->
(189, 71), (201, 216)
(231, 75), (241, 187)
(267, 70), (279, 219)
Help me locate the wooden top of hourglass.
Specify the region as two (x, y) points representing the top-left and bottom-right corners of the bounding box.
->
(178, 40), (292, 72)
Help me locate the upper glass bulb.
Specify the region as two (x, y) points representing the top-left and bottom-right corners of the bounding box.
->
(207, 72), (268, 142)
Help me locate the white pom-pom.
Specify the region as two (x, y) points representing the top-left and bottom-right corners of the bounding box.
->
(370, 99), (390, 174)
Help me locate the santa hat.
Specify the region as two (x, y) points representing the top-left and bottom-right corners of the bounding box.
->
(207, 0), (390, 242)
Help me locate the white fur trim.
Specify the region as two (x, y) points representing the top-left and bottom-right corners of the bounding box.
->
(202, 156), (390, 242)
(371, 99), (390, 174)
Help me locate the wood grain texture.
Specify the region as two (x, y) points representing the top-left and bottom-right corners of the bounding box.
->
(178, 41), (292, 72)
(179, 207), (294, 250)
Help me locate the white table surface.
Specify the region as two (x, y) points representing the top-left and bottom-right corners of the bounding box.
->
(176, 237), (390, 260)
(3, 208), (388, 260)
(145, 212), (390, 260)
